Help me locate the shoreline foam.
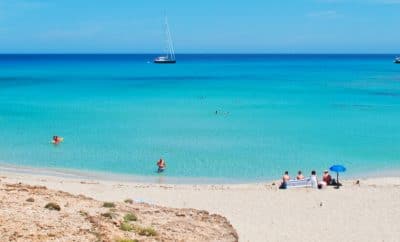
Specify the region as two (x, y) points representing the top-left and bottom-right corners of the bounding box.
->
(1, 161), (400, 185)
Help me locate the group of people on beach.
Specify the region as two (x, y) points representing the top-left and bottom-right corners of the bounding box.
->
(280, 170), (337, 189)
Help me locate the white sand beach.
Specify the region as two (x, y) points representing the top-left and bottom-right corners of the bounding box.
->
(1, 169), (399, 242)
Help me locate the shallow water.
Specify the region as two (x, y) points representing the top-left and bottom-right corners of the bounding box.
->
(0, 54), (399, 182)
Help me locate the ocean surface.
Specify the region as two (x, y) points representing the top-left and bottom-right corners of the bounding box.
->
(0, 54), (399, 182)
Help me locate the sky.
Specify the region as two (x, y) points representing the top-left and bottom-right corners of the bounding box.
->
(0, 0), (399, 53)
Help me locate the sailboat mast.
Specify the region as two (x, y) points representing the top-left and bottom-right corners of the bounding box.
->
(154, 13), (176, 63)
(165, 15), (175, 60)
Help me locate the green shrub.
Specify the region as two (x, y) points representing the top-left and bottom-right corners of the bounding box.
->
(103, 202), (115, 208)
(120, 222), (133, 231)
(26, 197), (34, 202)
(101, 212), (115, 219)
(136, 226), (157, 236)
(124, 199), (133, 204)
(44, 202), (61, 211)
(123, 213), (137, 222)
(116, 239), (138, 242)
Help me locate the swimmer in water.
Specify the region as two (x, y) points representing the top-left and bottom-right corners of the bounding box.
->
(52, 135), (62, 144)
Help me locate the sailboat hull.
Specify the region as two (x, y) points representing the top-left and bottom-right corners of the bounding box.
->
(154, 60), (176, 64)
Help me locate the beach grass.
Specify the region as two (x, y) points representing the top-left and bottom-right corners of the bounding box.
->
(44, 202), (61, 211)
(135, 225), (157, 236)
(120, 222), (133, 232)
(101, 212), (115, 219)
(123, 213), (137, 222)
(102, 202), (115, 208)
(116, 239), (138, 242)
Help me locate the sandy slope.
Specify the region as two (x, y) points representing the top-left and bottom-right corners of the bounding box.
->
(0, 181), (237, 242)
(1, 171), (399, 242)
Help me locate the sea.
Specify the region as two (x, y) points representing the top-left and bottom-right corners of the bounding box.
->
(0, 54), (399, 183)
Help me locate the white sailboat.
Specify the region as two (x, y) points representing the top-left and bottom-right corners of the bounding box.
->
(154, 15), (176, 64)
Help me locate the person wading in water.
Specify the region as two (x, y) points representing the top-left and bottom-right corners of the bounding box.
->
(157, 158), (166, 173)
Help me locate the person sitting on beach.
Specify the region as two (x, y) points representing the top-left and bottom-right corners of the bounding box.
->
(310, 170), (318, 189)
(322, 170), (332, 185)
(157, 158), (166, 173)
(283, 171), (290, 182)
(279, 171), (290, 189)
(296, 171), (304, 180)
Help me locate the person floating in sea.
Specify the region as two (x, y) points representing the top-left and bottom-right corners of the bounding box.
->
(157, 158), (166, 173)
(52, 135), (63, 145)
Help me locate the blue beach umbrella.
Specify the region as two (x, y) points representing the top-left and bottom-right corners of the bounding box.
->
(330, 165), (346, 188)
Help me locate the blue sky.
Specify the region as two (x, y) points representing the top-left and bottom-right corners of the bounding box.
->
(0, 0), (399, 53)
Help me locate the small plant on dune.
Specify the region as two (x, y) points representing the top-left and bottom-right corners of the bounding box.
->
(44, 202), (61, 211)
(123, 213), (137, 222)
(135, 226), (157, 237)
(26, 197), (34, 202)
(79, 210), (88, 216)
(124, 198), (133, 204)
(120, 222), (133, 232)
(116, 239), (138, 242)
(101, 212), (115, 219)
(103, 202), (115, 208)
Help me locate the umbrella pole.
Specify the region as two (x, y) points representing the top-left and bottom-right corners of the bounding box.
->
(336, 172), (339, 188)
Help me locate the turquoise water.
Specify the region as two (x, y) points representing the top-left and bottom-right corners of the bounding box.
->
(0, 54), (399, 182)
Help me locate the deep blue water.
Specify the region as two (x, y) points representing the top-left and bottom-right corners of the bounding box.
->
(0, 54), (399, 182)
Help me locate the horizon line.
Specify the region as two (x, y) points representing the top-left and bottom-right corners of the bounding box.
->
(0, 53), (398, 55)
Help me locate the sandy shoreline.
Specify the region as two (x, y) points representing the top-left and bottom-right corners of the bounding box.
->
(1, 168), (399, 242)
(2, 162), (400, 184)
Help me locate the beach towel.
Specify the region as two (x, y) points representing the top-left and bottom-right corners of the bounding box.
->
(285, 178), (312, 188)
